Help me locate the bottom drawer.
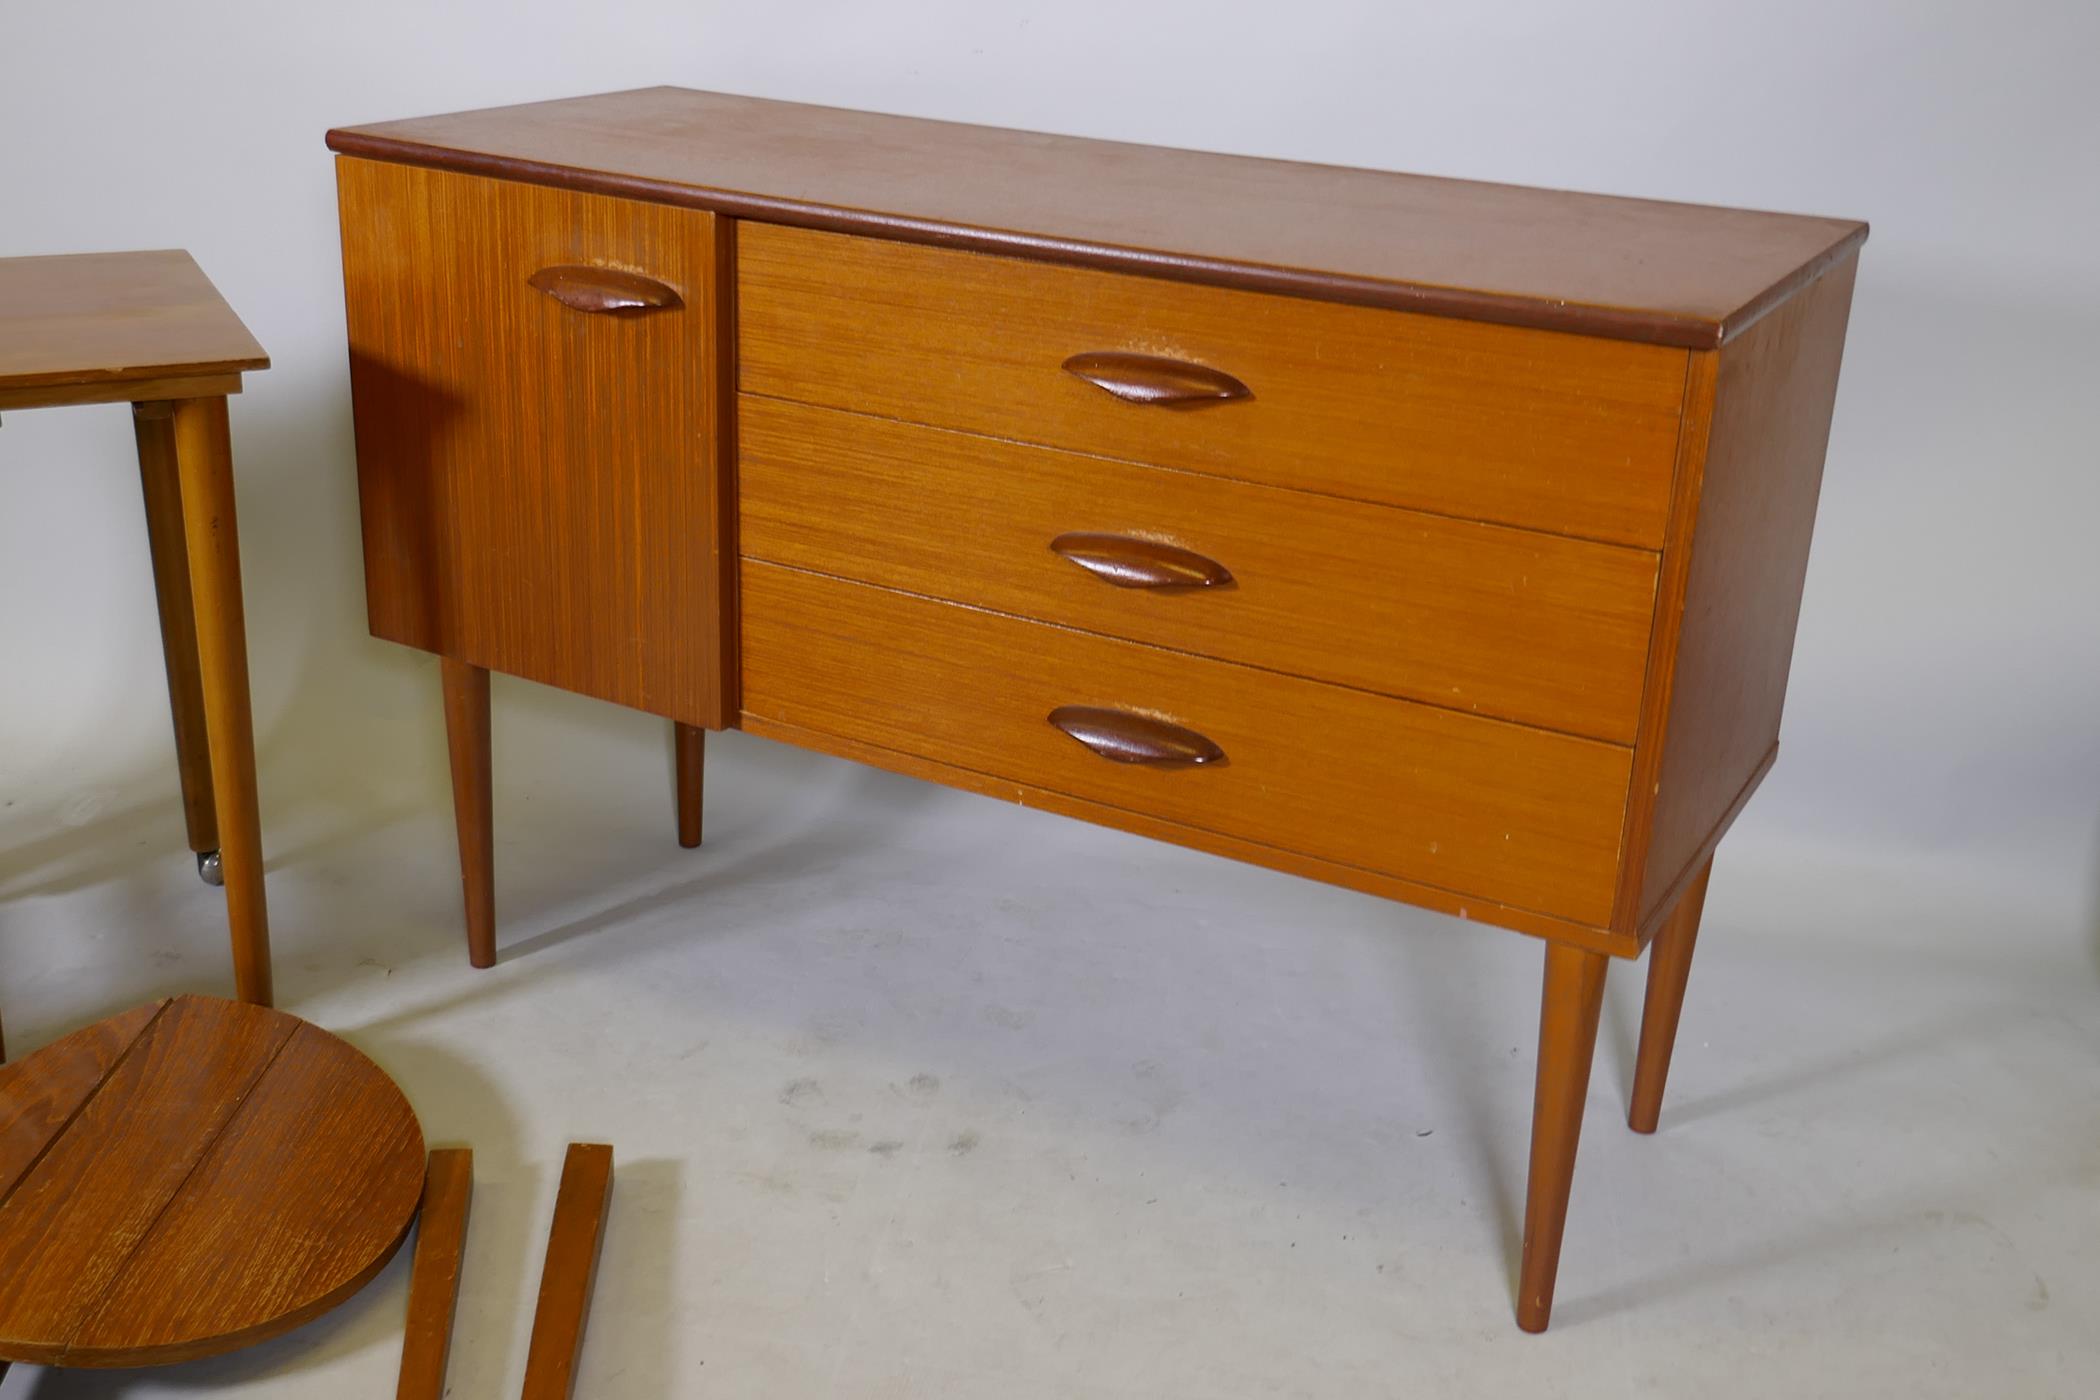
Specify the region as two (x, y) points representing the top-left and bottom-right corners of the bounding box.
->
(739, 562), (1629, 925)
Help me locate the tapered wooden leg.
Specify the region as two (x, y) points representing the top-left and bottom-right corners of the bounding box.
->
(170, 396), (271, 1006)
(440, 658), (496, 969)
(134, 403), (219, 867)
(674, 722), (705, 849)
(1517, 940), (1608, 1333)
(1629, 857), (1714, 1134)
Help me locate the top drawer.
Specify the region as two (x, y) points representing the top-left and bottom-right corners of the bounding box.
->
(738, 224), (1688, 547)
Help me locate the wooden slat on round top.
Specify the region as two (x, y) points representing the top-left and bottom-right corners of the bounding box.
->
(0, 996), (425, 1368)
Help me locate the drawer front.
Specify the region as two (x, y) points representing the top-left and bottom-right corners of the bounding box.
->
(740, 396), (1658, 743)
(338, 157), (727, 724)
(740, 562), (1630, 925)
(739, 224), (1687, 547)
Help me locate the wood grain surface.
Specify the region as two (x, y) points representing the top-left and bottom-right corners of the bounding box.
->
(326, 86), (1865, 348)
(740, 223), (1688, 548)
(0, 996), (424, 1367)
(1516, 943), (1609, 1332)
(1629, 857), (1713, 1133)
(739, 396), (1659, 741)
(741, 562), (1630, 926)
(521, 1143), (614, 1400)
(171, 395), (273, 1006)
(0, 1003), (166, 1203)
(1619, 255), (1860, 932)
(396, 1148), (474, 1400)
(441, 658), (497, 969)
(740, 713), (1636, 955)
(0, 250), (266, 396)
(337, 156), (727, 725)
(69, 1023), (425, 1363)
(0, 373), (245, 413)
(133, 404), (220, 859)
(674, 722), (705, 848)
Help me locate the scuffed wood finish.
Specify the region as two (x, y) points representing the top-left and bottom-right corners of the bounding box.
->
(336, 156), (728, 727)
(740, 562), (1631, 927)
(740, 224), (1687, 547)
(1629, 857), (1713, 1133)
(326, 87), (1865, 348)
(133, 403), (219, 860)
(1617, 256), (1860, 934)
(397, 1148), (474, 1400)
(0, 1003), (167, 1201)
(0, 996), (424, 1367)
(674, 722), (705, 848)
(0, 996), (298, 1356)
(172, 395), (271, 1006)
(0, 251), (266, 400)
(739, 396), (1660, 741)
(521, 1143), (614, 1400)
(1517, 942), (1609, 1332)
(71, 1025), (424, 1362)
(441, 658), (496, 969)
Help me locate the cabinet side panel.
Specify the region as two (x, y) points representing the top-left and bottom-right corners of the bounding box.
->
(334, 156), (725, 726)
(1630, 255), (1859, 927)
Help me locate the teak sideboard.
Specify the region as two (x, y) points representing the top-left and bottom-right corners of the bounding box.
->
(326, 87), (1863, 1332)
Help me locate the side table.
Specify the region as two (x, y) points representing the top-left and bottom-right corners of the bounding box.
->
(0, 250), (274, 1021)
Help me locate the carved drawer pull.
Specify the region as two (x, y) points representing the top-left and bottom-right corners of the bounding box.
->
(1061, 351), (1251, 408)
(528, 265), (684, 316)
(1049, 532), (1234, 589)
(1048, 706), (1226, 766)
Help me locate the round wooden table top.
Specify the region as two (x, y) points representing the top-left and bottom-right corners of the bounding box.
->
(0, 995), (425, 1368)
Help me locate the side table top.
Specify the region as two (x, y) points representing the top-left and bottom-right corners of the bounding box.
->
(0, 250), (268, 408)
(0, 995), (425, 1368)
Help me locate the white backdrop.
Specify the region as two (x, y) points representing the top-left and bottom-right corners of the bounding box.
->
(3, 0), (2095, 950)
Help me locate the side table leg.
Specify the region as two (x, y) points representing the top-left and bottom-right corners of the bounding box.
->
(170, 396), (271, 1006)
(1517, 940), (1608, 1332)
(441, 658), (496, 969)
(1629, 857), (1714, 1133)
(133, 403), (221, 877)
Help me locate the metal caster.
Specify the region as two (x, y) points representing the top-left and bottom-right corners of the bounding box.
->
(196, 850), (223, 886)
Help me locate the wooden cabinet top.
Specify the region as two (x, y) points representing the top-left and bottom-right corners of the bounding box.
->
(327, 87), (1864, 349)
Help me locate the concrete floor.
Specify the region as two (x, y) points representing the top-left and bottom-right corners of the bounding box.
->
(1, 684), (2094, 1398)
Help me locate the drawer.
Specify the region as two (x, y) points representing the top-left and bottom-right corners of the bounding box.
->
(740, 562), (1630, 925)
(738, 223), (1687, 547)
(740, 396), (1658, 742)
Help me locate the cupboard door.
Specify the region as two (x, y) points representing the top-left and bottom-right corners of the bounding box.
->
(337, 157), (727, 724)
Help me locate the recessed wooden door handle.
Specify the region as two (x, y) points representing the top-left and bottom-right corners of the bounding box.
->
(528, 265), (684, 316)
(1049, 532), (1234, 589)
(1061, 351), (1251, 408)
(1048, 706), (1226, 766)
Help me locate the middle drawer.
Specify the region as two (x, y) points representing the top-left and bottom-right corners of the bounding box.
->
(739, 395), (1657, 742)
